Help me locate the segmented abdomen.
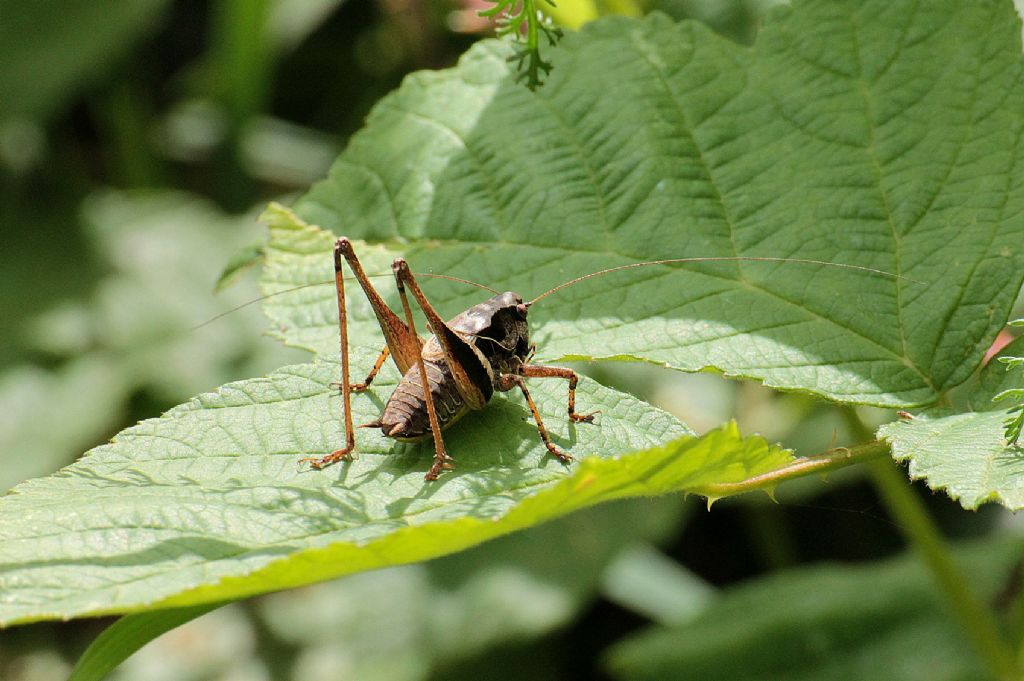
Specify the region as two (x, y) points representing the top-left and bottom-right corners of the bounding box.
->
(378, 360), (469, 440)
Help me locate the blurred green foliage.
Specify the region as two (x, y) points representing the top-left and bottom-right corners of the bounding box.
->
(1, 1), (1022, 680)
(608, 539), (1024, 681)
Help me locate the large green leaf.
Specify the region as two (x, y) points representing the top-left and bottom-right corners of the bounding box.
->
(292, 0), (1024, 407)
(880, 336), (1024, 510)
(73, 497), (686, 681)
(606, 538), (1023, 681)
(0, 341), (802, 625)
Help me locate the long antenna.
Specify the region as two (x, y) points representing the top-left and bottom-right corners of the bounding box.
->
(528, 256), (917, 306)
(191, 271), (498, 331)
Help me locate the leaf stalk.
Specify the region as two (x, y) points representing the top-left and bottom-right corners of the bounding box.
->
(695, 441), (888, 500)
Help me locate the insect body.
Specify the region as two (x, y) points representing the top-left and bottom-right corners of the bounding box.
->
(373, 292), (527, 440)
(300, 239), (594, 480)
(300, 238), (904, 481)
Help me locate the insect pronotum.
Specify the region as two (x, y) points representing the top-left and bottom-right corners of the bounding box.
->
(296, 238), (905, 481)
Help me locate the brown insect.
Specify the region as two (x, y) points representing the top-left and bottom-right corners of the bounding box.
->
(298, 238), (903, 480)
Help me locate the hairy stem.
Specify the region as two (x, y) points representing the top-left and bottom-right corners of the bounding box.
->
(695, 441), (888, 499)
(525, 0), (540, 85)
(868, 458), (1019, 680)
(844, 409), (1019, 680)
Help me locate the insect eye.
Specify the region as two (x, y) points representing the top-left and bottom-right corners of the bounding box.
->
(515, 303), (529, 319)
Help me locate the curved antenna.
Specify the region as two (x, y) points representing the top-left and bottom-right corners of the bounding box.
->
(191, 271), (498, 331)
(528, 256), (917, 306)
(417, 272), (500, 295)
(191, 280), (329, 331)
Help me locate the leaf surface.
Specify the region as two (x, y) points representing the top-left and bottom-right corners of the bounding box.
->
(290, 0), (1024, 407)
(0, 343), (801, 625)
(880, 337), (1024, 510)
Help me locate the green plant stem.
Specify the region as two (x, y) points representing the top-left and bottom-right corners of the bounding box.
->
(868, 458), (1019, 680)
(525, 0), (540, 84)
(93, 81), (164, 188)
(839, 406), (1019, 680)
(1007, 564), (1024, 668)
(696, 441), (888, 499)
(743, 504), (797, 569)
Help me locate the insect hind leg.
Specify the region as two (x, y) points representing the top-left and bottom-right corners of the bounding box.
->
(301, 238), (356, 469)
(393, 258), (454, 481)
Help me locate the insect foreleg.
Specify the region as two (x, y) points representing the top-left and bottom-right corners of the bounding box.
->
(519, 364), (599, 424)
(393, 259), (454, 481)
(497, 373), (573, 464)
(301, 240), (356, 468)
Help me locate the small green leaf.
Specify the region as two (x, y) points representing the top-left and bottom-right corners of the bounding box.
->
(68, 603), (222, 681)
(214, 240), (265, 292)
(882, 411), (1022, 509)
(479, 0), (563, 89)
(881, 337), (1024, 510)
(991, 322), (1024, 445)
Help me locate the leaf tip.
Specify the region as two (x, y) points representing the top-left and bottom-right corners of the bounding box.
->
(258, 202), (306, 230)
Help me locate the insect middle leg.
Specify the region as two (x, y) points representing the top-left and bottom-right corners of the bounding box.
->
(331, 345), (390, 392)
(497, 373), (574, 464)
